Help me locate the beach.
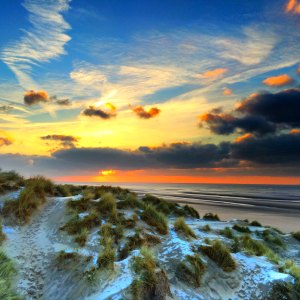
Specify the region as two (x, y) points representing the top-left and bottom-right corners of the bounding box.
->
(97, 183), (300, 233)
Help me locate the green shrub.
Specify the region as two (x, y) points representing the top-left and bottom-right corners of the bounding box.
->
(141, 204), (168, 234)
(233, 224), (251, 233)
(74, 229), (89, 247)
(175, 254), (206, 287)
(0, 251), (20, 299)
(203, 213), (220, 221)
(174, 217), (196, 238)
(183, 205), (200, 219)
(220, 227), (234, 239)
(97, 238), (115, 270)
(61, 211), (101, 235)
(201, 224), (211, 232)
(292, 231), (300, 242)
(200, 240), (236, 272)
(250, 220), (262, 227)
(97, 193), (117, 215)
(0, 221), (6, 245)
(55, 184), (71, 197)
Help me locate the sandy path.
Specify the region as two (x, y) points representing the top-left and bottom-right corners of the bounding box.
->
(4, 199), (56, 299)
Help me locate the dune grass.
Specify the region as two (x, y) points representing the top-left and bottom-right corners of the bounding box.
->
(141, 204), (168, 234)
(250, 220), (262, 227)
(61, 211), (101, 235)
(97, 192), (117, 217)
(260, 230), (285, 248)
(200, 240), (236, 272)
(292, 231), (300, 242)
(0, 170), (24, 195)
(174, 217), (196, 238)
(74, 229), (89, 247)
(119, 229), (161, 260)
(54, 184), (71, 197)
(66, 197), (92, 213)
(176, 253), (206, 287)
(117, 193), (143, 209)
(0, 221), (6, 245)
(131, 247), (160, 299)
(0, 251), (20, 300)
(203, 213), (220, 221)
(2, 176), (54, 224)
(233, 224), (251, 233)
(220, 227), (234, 239)
(97, 237), (115, 270)
(235, 234), (280, 264)
(201, 224), (211, 232)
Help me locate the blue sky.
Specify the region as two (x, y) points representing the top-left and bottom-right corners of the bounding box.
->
(0, 0), (300, 183)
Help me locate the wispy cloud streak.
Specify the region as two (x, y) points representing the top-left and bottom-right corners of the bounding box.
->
(1, 0), (71, 89)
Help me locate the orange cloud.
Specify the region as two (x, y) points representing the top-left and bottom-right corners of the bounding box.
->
(131, 105), (161, 119)
(24, 90), (50, 105)
(201, 68), (228, 79)
(223, 88), (233, 96)
(262, 74), (293, 87)
(285, 0), (300, 14)
(297, 65), (300, 74)
(290, 129), (300, 134)
(235, 133), (254, 143)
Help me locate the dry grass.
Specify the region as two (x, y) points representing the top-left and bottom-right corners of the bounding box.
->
(200, 240), (236, 272)
(176, 254), (206, 287)
(220, 227), (234, 239)
(97, 237), (115, 270)
(174, 217), (196, 238)
(233, 224), (251, 233)
(74, 229), (89, 247)
(203, 213), (220, 221)
(141, 204), (168, 235)
(292, 231), (300, 242)
(61, 211), (101, 235)
(0, 251), (20, 299)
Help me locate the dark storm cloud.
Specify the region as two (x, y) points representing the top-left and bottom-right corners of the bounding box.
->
(1, 133), (300, 176)
(41, 135), (79, 148)
(82, 106), (116, 119)
(236, 88), (300, 127)
(231, 133), (300, 164)
(200, 88), (300, 136)
(199, 113), (275, 135)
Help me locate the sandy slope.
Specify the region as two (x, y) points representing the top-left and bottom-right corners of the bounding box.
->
(1, 194), (299, 300)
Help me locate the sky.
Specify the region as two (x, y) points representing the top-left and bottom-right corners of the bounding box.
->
(0, 0), (300, 184)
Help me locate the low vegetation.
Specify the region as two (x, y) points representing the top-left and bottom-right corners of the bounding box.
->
(220, 227), (234, 239)
(233, 224), (251, 233)
(0, 221), (6, 245)
(233, 234), (279, 264)
(2, 176), (54, 223)
(74, 229), (89, 247)
(0, 170), (24, 195)
(119, 230), (161, 260)
(131, 247), (170, 300)
(0, 251), (20, 299)
(174, 217), (196, 238)
(200, 240), (236, 272)
(175, 254), (206, 287)
(97, 237), (115, 270)
(201, 224), (211, 232)
(292, 231), (300, 242)
(250, 220), (262, 227)
(141, 204), (168, 234)
(61, 211), (101, 235)
(203, 213), (220, 221)
(260, 230), (285, 248)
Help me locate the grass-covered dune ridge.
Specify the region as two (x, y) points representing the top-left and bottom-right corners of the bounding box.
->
(0, 170), (299, 299)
